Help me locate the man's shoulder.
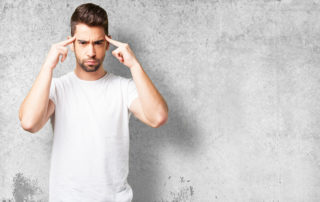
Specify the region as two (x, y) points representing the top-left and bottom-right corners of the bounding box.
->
(52, 71), (73, 81)
(108, 72), (133, 83)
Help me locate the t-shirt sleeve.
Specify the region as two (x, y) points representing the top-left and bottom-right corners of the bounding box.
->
(127, 78), (138, 109)
(49, 78), (57, 105)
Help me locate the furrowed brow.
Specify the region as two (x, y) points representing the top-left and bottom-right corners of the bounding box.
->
(77, 39), (87, 43)
(77, 39), (105, 43)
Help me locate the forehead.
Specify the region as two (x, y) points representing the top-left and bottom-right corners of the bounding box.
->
(74, 23), (105, 40)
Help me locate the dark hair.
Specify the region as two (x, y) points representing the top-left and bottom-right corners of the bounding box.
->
(70, 3), (108, 36)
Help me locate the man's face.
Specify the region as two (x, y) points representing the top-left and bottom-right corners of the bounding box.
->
(72, 23), (108, 72)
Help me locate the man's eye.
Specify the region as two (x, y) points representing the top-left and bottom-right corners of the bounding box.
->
(95, 42), (103, 45)
(79, 42), (86, 45)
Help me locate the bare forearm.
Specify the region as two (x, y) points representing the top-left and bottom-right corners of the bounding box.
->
(104, 35), (168, 125)
(19, 36), (75, 132)
(129, 64), (168, 123)
(19, 64), (53, 131)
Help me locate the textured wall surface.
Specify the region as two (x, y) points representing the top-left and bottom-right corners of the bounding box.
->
(1, 0), (320, 201)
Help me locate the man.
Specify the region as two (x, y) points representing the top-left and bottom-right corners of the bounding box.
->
(18, 3), (168, 202)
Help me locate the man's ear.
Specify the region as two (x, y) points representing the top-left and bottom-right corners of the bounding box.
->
(106, 35), (111, 51)
(67, 36), (75, 52)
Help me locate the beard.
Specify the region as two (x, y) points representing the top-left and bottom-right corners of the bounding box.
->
(77, 58), (101, 72)
(74, 47), (106, 72)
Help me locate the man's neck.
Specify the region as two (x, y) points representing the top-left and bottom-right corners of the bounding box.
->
(74, 65), (107, 81)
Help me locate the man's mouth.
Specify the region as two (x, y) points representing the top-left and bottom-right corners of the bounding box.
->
(86, 60), (97, 65)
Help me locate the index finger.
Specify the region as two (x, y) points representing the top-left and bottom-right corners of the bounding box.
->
(61, 36), (76, 46)
(105, 35), (124, 47)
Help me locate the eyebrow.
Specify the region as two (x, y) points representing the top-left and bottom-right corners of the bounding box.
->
(77, 39), (105, 43)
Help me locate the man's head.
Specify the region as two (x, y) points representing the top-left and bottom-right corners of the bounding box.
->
(69, 3), (110, 72)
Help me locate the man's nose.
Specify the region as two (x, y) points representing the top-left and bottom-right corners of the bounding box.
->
(87, 44), (96, 58)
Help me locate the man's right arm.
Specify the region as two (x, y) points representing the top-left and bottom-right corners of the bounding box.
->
(19, 66), (55, 133)
(19, 36), (76, 133)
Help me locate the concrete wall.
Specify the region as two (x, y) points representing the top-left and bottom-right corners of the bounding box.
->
(1, 0), (320, 201)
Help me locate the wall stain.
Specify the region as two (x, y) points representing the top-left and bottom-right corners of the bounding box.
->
(11, 172), (43, 202)
(156, 176), (194, 202)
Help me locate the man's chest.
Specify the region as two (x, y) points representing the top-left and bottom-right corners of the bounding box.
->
(55, 85), (126, 128)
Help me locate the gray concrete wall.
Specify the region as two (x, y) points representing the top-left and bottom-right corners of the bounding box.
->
(1, 0), (320, 201)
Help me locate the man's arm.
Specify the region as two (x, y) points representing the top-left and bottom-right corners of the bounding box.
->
(129, 64), (168, 128)
(105, 35), (168, 128)
(19, 36), (76, 133)
(19, 66), (55, 133)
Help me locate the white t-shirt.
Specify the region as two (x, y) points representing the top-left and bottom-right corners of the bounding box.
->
(48, 71), (138, 202)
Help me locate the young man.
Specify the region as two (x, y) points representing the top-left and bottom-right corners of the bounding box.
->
(19, 3), (168, 202)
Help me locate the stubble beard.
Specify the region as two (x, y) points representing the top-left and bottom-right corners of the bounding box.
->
(75, 56), (101, 72)
(79, 60), (101, 72)
(75, 51), (105, 72)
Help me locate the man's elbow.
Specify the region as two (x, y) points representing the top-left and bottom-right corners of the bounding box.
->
(19, 118), (39, 134)
(152, 112), (168, 128)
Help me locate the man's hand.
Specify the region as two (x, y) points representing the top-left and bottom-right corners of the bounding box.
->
(105, 35), (140, 69)
(43, 36), (76, 70)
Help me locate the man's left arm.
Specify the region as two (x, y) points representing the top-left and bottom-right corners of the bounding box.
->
(105, 35), (168, 128)
(129, 64), (168, 128)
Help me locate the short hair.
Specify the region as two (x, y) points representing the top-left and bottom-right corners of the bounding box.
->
(70, 3), (109, 36)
